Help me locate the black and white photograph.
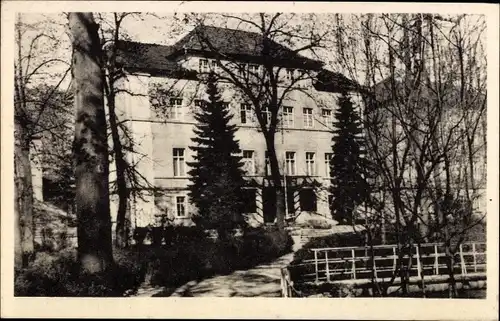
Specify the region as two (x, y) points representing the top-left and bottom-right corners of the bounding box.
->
(1, 1), (498, 319)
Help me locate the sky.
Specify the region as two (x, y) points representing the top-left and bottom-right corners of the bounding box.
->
(16, 12), (486, 92)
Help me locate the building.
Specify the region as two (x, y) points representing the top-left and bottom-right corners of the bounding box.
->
(110, 25), (363, 232)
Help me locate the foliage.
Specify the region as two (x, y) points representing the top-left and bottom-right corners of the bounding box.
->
(292, 232), (365, 264)
(14, 249), (145, 297)
(297, 218), (335, 230)
(187, 72), (247, 237)
(147, 226), (293, 288)
(289, 232), (365, 285)
(329, 91), (371, 224)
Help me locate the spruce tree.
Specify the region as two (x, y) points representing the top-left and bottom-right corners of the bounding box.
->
(187, 72), (247, 240)
(330, 91), (370, 225)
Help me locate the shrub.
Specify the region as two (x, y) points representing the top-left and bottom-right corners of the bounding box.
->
(240, 227), (294, 266)
(133, 227), (149, 245)
(147, 226), (294, 289)
(293, 232), (365, 264)
(14, 248), (145, 297)
(301, 218), (333, 230)
(289, 232), (365, 284)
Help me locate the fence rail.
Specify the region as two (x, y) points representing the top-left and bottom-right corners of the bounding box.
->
(281, 242), (486, 296)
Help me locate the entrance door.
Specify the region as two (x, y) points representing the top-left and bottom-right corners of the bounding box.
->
(262, 187), (276, 223)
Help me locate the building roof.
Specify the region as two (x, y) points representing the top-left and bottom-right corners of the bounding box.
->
(314, 69), (366, 94)
(167, 25), (324, 70)
(114, 40), (196, 78)
(114, 36), (361, 93)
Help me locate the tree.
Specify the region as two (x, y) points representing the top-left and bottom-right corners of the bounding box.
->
(331, 13), (487, 297)
(187, 72), (247, 240)
(329, 91), (370, 225)
(14, 13), (71, 268)
(187, 13), (327, 230)
(69, 12), (113, 273)
(98, 13), (179, 247)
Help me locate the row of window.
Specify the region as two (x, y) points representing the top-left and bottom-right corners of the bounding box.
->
(171, 188), (330, 218)
(199, 58), (304, 82)
(163, 98), (335, 129)
(174, 190), (322, 217)
(173, 148), (334, 177)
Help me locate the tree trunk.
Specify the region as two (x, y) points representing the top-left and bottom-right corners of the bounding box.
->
(14, 137), (35, 268)
(264, 131), (285, 230)
(108, 91), (129, 248)
(69, 12), (113, 273)
(14, 15), (35, 269)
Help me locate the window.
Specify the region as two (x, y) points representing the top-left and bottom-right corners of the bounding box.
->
(242, 150), (255, 175)
(265, 151), (271, 176)
(199, 59), (210, 73)
(286, 68), (295, 81)
(300, 189), (317, 212)
(306, 152), (316, 176)
(241, 188), (257, 213)
(303, 108), (314, 128)
(194, 99), (204, 107)
(248, 64), (260, 76)
(285, 151), (296, 176)
(173, 148), (185, 177)
(194, 99), (205, 113)
(169, 98), (183, 120)
(221, 102), (230, 109)
(261, 106), (271, 125)
(324, 153), (333, 177)
(176, 196), (187, 217)
(210, 59), (219, 73)
(240, 103), (254, 124)
(282, 106), (294, 128)
(322, 109), (333, 127)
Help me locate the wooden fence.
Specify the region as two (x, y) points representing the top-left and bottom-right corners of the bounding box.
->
(281, 242), (486, 296)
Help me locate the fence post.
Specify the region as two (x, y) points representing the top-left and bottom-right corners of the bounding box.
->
(325, 251), (331, 282)
(472, 243), (477, 273)
(280, 268), (287, 298)
(416, 245), (421, 279)
(392, 247), (397, 272)
(314, 250), (319, 283)
(459, 244), (467, 275)
(351, 249), (356, 279)
(434, 244), (439, 275)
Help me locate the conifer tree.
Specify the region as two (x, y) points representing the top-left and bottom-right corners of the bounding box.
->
(330, 91), (370, 225)
(187, 72), (247, 240)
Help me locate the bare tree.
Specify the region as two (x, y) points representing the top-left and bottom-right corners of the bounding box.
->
(184, 13), (327, 229)
(333, 13), (486, 297)
(14, 13), (71, 268)
(69, 12), (113, 273)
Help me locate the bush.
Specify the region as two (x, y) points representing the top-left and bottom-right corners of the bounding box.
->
(292, 232), (365, 264)
(239, 227), (294, 266)
(16, 226), (295, 296)
(301, 218), (334, 229)
(288, 232), (365, 284)
(14, 248), (145, 297)
(148, 226), (294, 289)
